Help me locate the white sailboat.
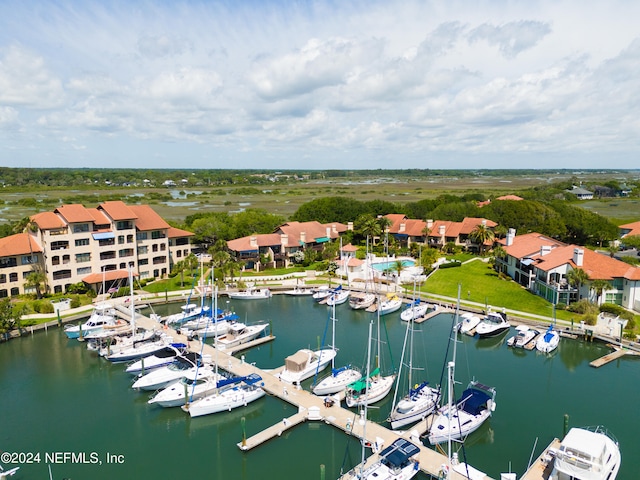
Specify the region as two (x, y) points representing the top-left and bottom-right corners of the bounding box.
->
(326, 285), (350, 306)
(341, 320), (421, 480)
(345, 308), (395, 407)
(278, 348), (337, 385)
(378, 293), (402, 316)
(312, 302), (361, 396)
(131, 352), (206, 391)
(215, 322), (269, 350)
(428, 291), (497, 445)
(536, 325), (560, 353)
(388, 311), (439, 430)
(125, 343), (189, 376)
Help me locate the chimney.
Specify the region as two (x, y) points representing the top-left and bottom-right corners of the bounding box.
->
(331, 223), (337, 234)
(326, 227), (331, 238)
(506, 228), (515, 246)
(438, 225), (446, 236)
(250, 236), (257, 248)
(399, 223), (406, 233)
(573, 248), (584, 267)
(281, 234), (288, 247)
(481, 219), (487, 226)
(427, 219), (433, 229)
(540, 245), (551, 256)
(347, 222), (353, 231)
(300, 231), (306, 244)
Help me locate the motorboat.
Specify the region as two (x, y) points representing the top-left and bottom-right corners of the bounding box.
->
(456, 312), (481, 335)
(400, 299), (430, 322)
(131, 352), (207, 390)
(147, 369), (224, 408)
(378, 293), (402, 316)
(549, 426), (620, 480)
(536, 325), (561, 353)
(475, 311), (510, 338)
(349, 292), (376, 310)
(215, 322), (269, 350)
(164, 303), (210, 327)
(125, 343), (188, 376)
(342, 438), (421, 480)
(345, 367), (395, 407)
(312, 286), (333, 302)
(64, 302), (119, 339)
(507, 325), (539, 348)
(183, 374), (266, 417)
(326, 286), (350, 306)
(428, 379), (496, 445)
(278, 348), (337, 385)
(104, 333), (173, 363)
(227, 287), (271, 300)
(282, 286), (313, 296)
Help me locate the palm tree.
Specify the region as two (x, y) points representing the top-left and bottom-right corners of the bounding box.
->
(172, 260), (187, 287)
(421, 224), (431, 247)
(589, 279), (612, 305)
(469, 223), (495, 254)
(566, 268), (590, 303)
(355, 215), (381, 245)
(392, 259), (405, 289)
(24, 267), (48, 299)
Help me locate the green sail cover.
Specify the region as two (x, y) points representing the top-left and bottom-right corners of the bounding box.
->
(348, 367), (380, 392)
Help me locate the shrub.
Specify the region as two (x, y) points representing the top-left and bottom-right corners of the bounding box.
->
(439, 260), (462, 269)
(69, 296), (80, 308)
(567, 299), (598, 315)
(583, 312), (597, 325)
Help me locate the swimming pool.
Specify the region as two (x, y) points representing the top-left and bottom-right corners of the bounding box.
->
(371, 259), (416, 271)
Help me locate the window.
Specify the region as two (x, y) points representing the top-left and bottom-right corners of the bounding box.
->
(76, 253), (91, 263)
(139, 258), (148, 265)
(53, 270), (72, 280)
(118, 235), (125, 244)
(0, 289), (7, 298)
(116, 221), (133, 230)
(77, 267), (91, 275)
(137, 245), (148, 255)
(52, 256), (60, 266)
(22, 271), (31, 279)
(152, 256), (166, 265)
(137, 232), (148, 241)
(10, 287), (19, 296)
(21, 255), (37, 265)
(62, 254), (70, 264)
(127, 234), (134, 243)
(98, 238), (115, 247)
(100, 252), (116, 260)
(51, 240), (69, 250)
(152, 244), (158, 252)
(75, 238), (90, 247)
(73, 224), (89, 233)
(151, 231), (165, 239)
(175, 238), (189, 246)
(0, 274), (5, 284)
(9, 273), (18, 282)
(176, 250), (182, 258)
(153, 269), (159, 278)
(118, 249), (134, 258)
(119, 263), (126, 269)
(160, 244), (166, 251)
(54, 285), (62, 294)
(0, 258), (17, 269)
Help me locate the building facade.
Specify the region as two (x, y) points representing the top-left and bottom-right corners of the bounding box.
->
(0, 201), (193, 297)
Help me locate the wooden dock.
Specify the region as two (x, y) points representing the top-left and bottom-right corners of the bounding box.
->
(589, 346), (640, 368)
(127, 310), (478, 479)
(414, 307), (447, 324)
(519, 438), (560, 480)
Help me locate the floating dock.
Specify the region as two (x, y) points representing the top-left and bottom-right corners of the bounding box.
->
(589, 346), (640, 368)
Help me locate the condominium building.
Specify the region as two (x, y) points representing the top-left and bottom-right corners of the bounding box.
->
(0, 201), (193, 297)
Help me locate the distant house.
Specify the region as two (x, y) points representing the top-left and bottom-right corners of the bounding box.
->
(163, 180), (176, 187)
(477, 195), (524, 207)
(496, 229), (640, 311)
(567, 186), (594, 200)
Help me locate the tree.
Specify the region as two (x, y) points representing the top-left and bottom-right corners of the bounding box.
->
(469, 224), (495, 254)
(172, 260), (187, 287)
(354, 214), (381, 245)
(0, 298), (23, 340)
(590, 279), (612, 305)
(566, 268), (590, 303)
(24, 267), (48, 299)
(327, 261), (338, 287)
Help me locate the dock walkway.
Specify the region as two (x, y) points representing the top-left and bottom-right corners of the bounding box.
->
(589, 346), (640, 368)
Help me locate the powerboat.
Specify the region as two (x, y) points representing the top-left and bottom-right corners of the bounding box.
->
(227, 287), (271, 300)
(104, 333), (173, 363)
(549, 426), (620, 480)
(64, 302), (119, 339)
(147, 369), (224, 408)
(131, 352), (207, 391)
(125, 343), (188, 376)
(507, 325), (539, 348)
(164, 303), (210, 327)
(378, 294), (402, 316)
(400, 299), (430, 322)
(475, 311), (510, 338)
(282, 286), (313, 296)
(312, 286), (333, 302)
(183, 374), (266, 417)
(456, 312), (481, 335)
(428, 379), (496, 445)
(215, 322), (269, 350)
(278, 348), (337, 385)
(536, 325), (561, 353)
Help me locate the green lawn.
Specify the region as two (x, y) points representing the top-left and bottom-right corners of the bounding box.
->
(423, 259), (574, 322)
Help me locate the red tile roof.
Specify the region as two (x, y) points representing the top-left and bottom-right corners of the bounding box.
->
(55, 204), (94, 223)
(82, 269), (137, 284)
(88, 208), (110, 226)
(129, 205), (170, 231)
(167, 227), (194, 238)
(500, 232), (565, 258)
(0, 233), (43, 256)
(341, 243), (358, 252)
(276, 221), (344, 245)
(227, 233), (282, 252)
(99, 201), (138, 221)
(31, 212), (66, 230)
(459, 217), (498, 235)
(496, 195), (524, 201)
(619, 221), (640, 238)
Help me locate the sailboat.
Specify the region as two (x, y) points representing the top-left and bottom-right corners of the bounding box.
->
(345, 308), (395, 407)
(341, 321), (421, 480)
(312, 302), (361, 396)
(182, 285), (266, 417)
(388, 310), (439, 430)
(349, 238), (376, 310)
(427, 289), (497, 445)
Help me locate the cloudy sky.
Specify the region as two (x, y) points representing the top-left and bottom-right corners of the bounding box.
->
(1, 0), (639, 170)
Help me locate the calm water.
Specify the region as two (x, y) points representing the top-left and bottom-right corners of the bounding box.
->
(1, 295), (638, 479)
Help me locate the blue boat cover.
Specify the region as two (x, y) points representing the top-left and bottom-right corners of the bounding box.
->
(409, 381), (431, 399)
(543, 325), (555, 342)
(379, 438), (420, 468)
(331, 364), (352, 377)
(459, 388), (491, 415)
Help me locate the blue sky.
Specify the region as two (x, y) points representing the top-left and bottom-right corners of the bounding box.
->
(1, 0), (639, 170)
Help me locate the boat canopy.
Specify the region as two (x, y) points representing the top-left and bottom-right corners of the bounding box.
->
(379, 438), (420, 469)
(285, 350), (312, 372)
(331, 365), (352, 377)
(459, 388), (492, 415)
(347, 367), (380, 392)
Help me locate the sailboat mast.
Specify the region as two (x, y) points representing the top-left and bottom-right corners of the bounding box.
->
(446, 284), (462, 479)
(359, 320), (374, 477)
(330, 301), (336, 370)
